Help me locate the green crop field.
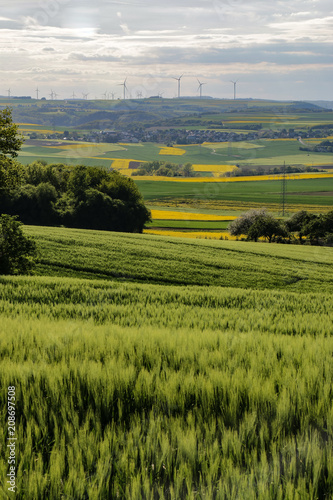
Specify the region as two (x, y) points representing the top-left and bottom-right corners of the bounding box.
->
(0, 226), (333, 499)
(22, 226), (333, 291)
(136, 177), (333, 207)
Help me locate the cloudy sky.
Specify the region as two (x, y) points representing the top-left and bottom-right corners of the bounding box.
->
(0, 0), (332, 100)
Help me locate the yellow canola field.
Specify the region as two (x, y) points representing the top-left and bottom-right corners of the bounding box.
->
(131, 173), (333, 182)
(151, 210), (237, 221)
(144, 229), (238, 240)
(159, 147), (186, 156)
(118, 169), (138, 176)
(192, 164), (238, 173)
(112, 159), (136, 169)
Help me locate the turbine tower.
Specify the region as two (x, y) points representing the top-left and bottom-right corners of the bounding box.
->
(71, 91), (76, 99)
(230, 80), (238, 100)
(49, 90), (55, 100)
(118, 78), (128, 100)
(35, 87), (39, 99)
(172, 75), (183, 98)
(197, 79), (206, 98)
(7, 89), (11, 99)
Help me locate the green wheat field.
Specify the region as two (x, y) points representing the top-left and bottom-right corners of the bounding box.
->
(1, 227), (333, 499)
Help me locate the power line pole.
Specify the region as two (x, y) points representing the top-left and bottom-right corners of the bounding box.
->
(280, 161), (287, 216)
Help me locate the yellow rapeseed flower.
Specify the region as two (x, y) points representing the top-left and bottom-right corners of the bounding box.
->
(159, 147), (186, 155)
(151, 210), (237, 221)
(192, 164), (238, 172)
(144, 229), (239, 240)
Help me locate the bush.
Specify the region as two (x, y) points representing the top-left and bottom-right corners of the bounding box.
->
(0, 214), (37, 275)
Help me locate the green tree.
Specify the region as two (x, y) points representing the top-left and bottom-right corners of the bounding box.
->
(67, 166), (151, 232)
(247, 214), (287, 243)
(0, 107), (23, 157)
(229, 209), (288, 243)
(0, 214), (37, 274)
(0, 108), (24, 191)
(285, 211), (316, 243)
(228, 209), (267, 237)
(182, 163), (194, 177)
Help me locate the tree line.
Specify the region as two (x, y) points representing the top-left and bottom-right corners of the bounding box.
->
(228, 209), (333, 246)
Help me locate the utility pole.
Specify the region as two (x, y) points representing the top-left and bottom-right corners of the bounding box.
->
(280, 161), (287, 216)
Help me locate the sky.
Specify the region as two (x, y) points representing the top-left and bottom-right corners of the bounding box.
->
(0, 0), (332, 101)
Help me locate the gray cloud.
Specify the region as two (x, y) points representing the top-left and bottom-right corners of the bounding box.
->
(0, 0), (332, 99)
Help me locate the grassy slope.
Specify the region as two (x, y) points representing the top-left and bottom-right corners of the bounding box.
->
(1, 226), (333, 498)
(24, 225), (333, 292)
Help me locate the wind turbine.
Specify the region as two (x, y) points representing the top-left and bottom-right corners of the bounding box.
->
(71, 91), (76, 99)
(102, 91), (108, 100)
(82, 92), (89, 100)
(197, 79), (206, 98)
(49, 90), (54, 100)
(230, 80), (238, 100)
(118, 78), (128, 100)
(172, 75), (183, 98)
(54, 92), (59, 100)
(7, 89), (11, 99)
(35, 87), (39, 99)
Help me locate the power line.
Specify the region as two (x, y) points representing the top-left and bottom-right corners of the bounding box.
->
(280, 161), (287, 216)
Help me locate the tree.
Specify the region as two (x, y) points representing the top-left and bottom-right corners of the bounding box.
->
(302, 211), (333, 245)
(228, 209), (268, 237)
(247, 214), (287, 243)
(229, 209), (288, 243)
(182, 163), (194, 177)
(0, 214), (37, 274)
(0, 108), (23, 157)
(0, 108), (24, 192)
(285, 211), (316, 243)
(67, 166), (151, 232)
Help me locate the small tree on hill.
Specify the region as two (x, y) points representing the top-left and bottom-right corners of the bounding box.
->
(229, 209), (288, 243)
(247, 214), (287, 243)
(285, 211), (316, 244)
(228, 209), (268, 237)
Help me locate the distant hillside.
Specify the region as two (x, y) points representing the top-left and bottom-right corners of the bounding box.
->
(1, 97), (327, 131)
(306, 101), (333, 110)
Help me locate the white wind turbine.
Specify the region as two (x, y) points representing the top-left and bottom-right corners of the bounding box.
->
(197, 79), (206, 98)
(172, 74), (183, 98)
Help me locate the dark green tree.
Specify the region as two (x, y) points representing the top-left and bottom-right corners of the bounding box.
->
(0, 108), (24, 192)
(285, 211), (316, 243)
(0, 214), (37, 274)
(247, 214), (288, 243)
(0, 107), (23, 157)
